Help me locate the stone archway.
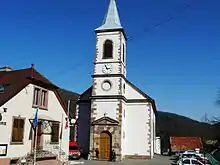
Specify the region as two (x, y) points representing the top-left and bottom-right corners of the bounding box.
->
(99, 131), (112, 160)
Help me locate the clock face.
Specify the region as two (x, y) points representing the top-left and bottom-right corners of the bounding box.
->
(102, 64), (113, 74)
(101, 80), (112, 91)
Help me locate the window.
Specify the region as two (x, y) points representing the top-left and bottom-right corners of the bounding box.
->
(122, 44), (125, 62)
(69, 146), (79, 151)
(123, 84), (125, 93)
(103, 40), (113, 59)
(182, 159), (190, 164)
(33, 88), (40, 105)
(51, 122), (60, 143)
(41, 90), (47, 107)
(33, 87), (48, 109)
(11, 117), (25, 144)
(0, 84), (9, 93)
(192, 160), (202, 165)
(0, 85), (4, 93)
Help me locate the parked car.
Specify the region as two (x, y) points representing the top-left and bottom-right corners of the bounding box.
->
(177, 157), (208, 165)
(180, 152), (209, 164)
(195, 155), (210, 165)
(183, 150), (197, 155)
(69, 141), (81, 160)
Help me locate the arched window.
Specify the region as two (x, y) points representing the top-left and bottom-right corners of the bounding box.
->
(103, 40), (113, 59)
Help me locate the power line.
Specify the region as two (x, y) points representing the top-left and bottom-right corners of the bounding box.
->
(52, 1), (194, 79)
(127, 2), (192, 42)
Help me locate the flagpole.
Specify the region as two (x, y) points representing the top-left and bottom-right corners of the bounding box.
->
(57, 113), (64, 165)
(67, 100), (70, 119)
(33, 107), (39, 165)
(33, 126), (38, 165)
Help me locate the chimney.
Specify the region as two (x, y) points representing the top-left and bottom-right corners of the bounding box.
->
(31, 64), (34, 69)
(31, 64), (35, 78)
(0, 66), (13, 72)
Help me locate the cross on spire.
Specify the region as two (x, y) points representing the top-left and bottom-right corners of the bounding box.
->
(104, 113), (107, 117)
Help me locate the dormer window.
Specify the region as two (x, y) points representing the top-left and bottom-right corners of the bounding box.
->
(0, 85), (4, 93)
(103, 40), (113, 59)
(0, 84), (9, 93)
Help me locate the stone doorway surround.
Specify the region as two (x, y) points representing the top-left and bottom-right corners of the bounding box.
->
(90, 116), (121, 161)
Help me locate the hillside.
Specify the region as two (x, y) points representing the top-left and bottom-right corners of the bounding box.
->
(156, 111), (218, 139)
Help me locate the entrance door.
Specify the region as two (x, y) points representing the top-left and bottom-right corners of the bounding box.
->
(99, 132), (111, 160)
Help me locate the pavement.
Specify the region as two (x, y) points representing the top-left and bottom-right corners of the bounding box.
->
(71, 155), (173, 165)
(69, 160), (84, 164)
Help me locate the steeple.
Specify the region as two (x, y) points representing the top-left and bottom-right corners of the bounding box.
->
(95, 0), (123, 31)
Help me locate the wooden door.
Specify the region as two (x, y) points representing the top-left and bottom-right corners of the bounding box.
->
(99, 132), (111, 160)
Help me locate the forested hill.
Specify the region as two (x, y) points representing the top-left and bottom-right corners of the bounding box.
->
(156, 111), (218, 139)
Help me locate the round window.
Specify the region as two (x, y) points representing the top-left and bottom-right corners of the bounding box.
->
(101, 80), (112, 91)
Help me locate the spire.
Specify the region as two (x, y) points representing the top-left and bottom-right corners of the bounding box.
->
(95, 0), (123, 31)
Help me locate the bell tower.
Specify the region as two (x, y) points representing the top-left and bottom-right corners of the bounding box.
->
(93, 0), (127, 79)
(89, 0), (127, 161)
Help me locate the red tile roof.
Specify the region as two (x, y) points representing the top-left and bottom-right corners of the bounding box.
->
(0, 67), (67, 113)
(170, 136), (203, 152)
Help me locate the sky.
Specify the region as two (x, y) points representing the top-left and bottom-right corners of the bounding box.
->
(0, 0), (220, 121)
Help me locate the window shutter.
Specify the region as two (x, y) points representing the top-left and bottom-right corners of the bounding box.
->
(12, 118), (25, 143)
(18, 119), (24, 142)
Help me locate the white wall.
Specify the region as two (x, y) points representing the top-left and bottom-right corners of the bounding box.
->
(93, 77), (120, 96)
(125, 82), (146, 100)
(0, 84), (69, 159)
(94, 99), (118, 120)
(124, 103), (151, 156)
(120, 101), (126, 158)
(154, 137), (161, 155)
(150, 104), (154, 158)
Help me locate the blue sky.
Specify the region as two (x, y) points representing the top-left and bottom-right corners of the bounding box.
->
(1, 0), (220, 121)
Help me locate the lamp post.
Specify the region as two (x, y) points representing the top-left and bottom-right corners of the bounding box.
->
(70, 119), (77, 141)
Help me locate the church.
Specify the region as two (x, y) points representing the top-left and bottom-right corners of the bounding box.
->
(76, 0), (157, 161)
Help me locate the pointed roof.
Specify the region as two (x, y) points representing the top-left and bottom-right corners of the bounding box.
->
(95, 0), (123, 31)
(0, 67), (68, 114)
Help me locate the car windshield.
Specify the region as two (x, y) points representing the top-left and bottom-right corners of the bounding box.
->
(69, 146), (79, 150)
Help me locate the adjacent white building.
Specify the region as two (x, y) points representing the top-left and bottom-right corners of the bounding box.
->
(0, 66), (70, 165)
(77, 0), (157, 161)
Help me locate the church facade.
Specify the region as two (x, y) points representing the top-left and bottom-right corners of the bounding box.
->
(76, 0), (156, 161)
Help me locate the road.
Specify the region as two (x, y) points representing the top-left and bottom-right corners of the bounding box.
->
(80, 155), (173, 165)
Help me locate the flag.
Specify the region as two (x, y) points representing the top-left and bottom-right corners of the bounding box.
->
(33, 108), (38, 129)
